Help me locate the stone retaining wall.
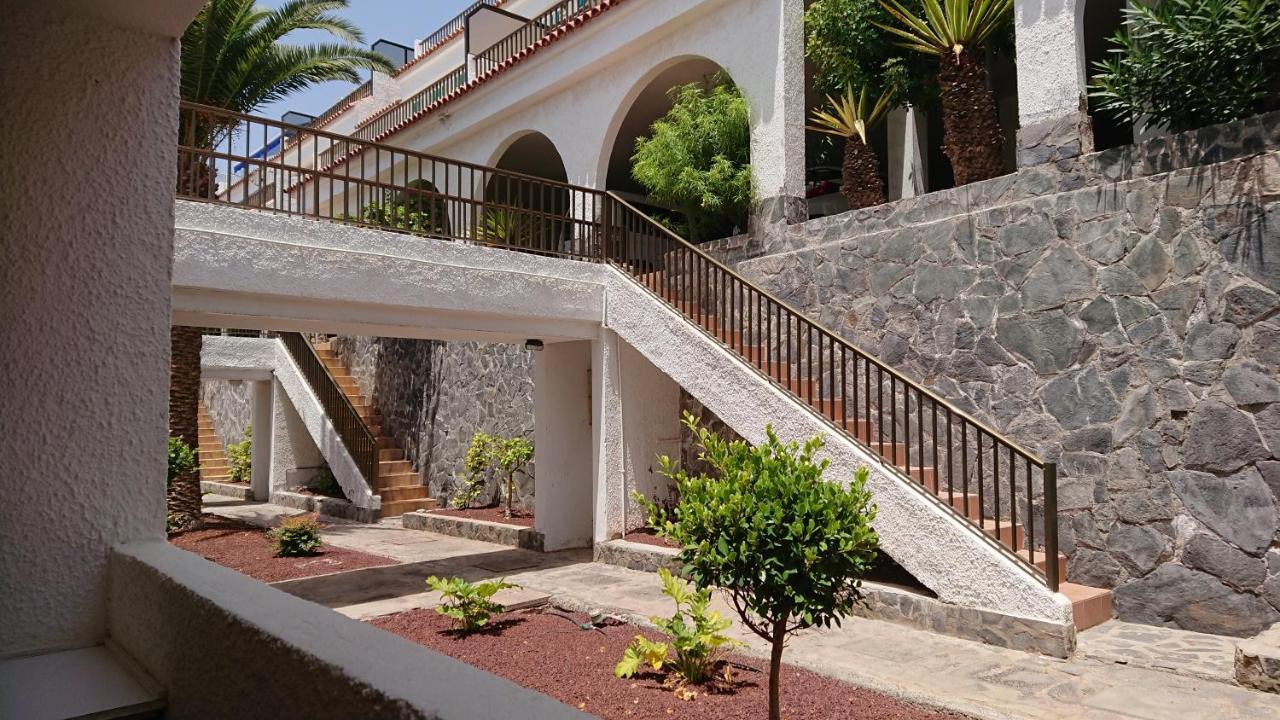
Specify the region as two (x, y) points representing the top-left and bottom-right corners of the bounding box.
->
(707, 112), (1280, 637)
(201, 379), (251, 445)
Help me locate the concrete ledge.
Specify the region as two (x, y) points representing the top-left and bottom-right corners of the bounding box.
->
(271, 490), (377, 524)
(1236, 625), (1280, 693)
(593, 539), (681, 574)
(201, 480), (253, 500)
(403, 511), (544, 552)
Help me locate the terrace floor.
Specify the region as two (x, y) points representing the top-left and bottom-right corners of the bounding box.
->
(204, 496), (1277, 720)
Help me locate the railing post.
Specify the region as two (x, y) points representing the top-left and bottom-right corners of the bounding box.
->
(1043, 462), (1059, 592)
(600, 194), (612, 263)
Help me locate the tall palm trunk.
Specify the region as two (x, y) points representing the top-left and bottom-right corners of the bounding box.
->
(840, 135), (885, 209)
(938, 48), (1005, 185)
(168, 325), (204, 531)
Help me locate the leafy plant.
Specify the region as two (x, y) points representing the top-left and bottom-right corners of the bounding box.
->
(269, 515), (323, 557)
(168, 436), (198, 489)
(452, 433), (533, 517)
(806, 0), (933, 99)
(226, 424), (252, 484)
(615, 568), (740, 684)
(640, 413), (880, 720)
(308, 465), (345, 499)
(809, 86), (896, 208)
(1089, 0), (1280, 134)
(473, 208), (536, 247)
(426, 575), (519, 633)
(876, 0), (1012, 184)
(631, 75), (753, 243)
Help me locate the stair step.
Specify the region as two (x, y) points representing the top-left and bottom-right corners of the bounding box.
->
(379, 497), (438, 517)
(379, 484), (429, 502)
(379, 448), (404, 461)
(379, 459), (413, 475)
(377, 437), (397, 450)
(1018, 549), (1068, 579)
(1061, 582), (1113, 631)
(938, 491), (984, 521)
(376, 471), (418, 489)
(981, 517), (1024, 549)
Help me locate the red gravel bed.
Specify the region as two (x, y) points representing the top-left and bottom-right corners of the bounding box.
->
(168, 514), (398, 583)
(623, 527), (679, 549)
(370, 609), (961, 720)
(430, 505), (535, 527)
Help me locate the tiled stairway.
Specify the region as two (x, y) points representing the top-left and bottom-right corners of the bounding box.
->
(640, 272), (1113, 631)
(312, 340), (437, 518)
(197, 403), (235, 485)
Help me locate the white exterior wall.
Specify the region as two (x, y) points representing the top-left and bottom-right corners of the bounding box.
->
(533, 340), (596, 551)
(1014, 0), (1087, 127)
(0, 2), (191, 656)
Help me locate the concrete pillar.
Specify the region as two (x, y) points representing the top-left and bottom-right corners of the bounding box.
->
(270, 377), (324, 495)
(887, 106), (928, 201)
(533, 340), (595, 551)
(748, 0), (807, 233)
(1013, 0), (1094, 166)
(250, 380), (273, 501)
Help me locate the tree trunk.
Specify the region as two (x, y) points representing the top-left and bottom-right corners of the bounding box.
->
(168, 325), (204, 531)
(768, 614), (788, 720)
(505, 470), (514, 518)
(938, 48), (1006, 186)
(840, 135), (885, 209)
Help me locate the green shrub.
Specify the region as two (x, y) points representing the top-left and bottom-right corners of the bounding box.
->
(426, 575), (519, 633)
(1090, 0), (1280, 133)
(309, 466), (344, 499)
(452, 433), (533, 517)
(631, 75), (752, 243)
(615, 568), (740, 684)
(226, 424), (252, 483)
(167, 436), (198, 488)
(269, 516), (322, 557)
(640, 412), (879, 720)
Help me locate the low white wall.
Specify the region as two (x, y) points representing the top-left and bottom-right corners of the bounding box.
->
(108, 542), (588, 719)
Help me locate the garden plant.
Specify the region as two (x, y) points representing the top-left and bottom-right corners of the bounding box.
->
(226, 424), (252, 484)
(453, 432), (533, 518)
(269, 515), (323, 557)
(809, 85), (897, 208)
(426, 576), (520, 633)
(640, 413), (880, 720)
(167, 437), (199, 532)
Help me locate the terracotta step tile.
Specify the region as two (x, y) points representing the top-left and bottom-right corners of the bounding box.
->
(1017, 548), (1068, 579)
(379, 485), (428, 502)
(982, 517), (1024, 550)
(379, 460), (413, 475)
(1061, 583), (1113, 631)
(378, 448), (404, 461)
(376, 437), (397, 450)
(379, 497), (438, 517)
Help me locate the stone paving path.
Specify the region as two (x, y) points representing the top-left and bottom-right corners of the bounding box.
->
(1078, 620), (1238, 683)
(204, 497), (1280, 720)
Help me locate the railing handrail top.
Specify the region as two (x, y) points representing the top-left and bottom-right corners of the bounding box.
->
(182, 101), (599, 196)
(603, 192), (1048, 468)
(280, 332), (377, 448)
(353, 64), (466, 134)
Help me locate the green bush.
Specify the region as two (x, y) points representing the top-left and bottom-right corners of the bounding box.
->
(269, 516), (322, 557)
(167, 436), (198, 488)
(309, 466), (345, 499)
(631, 75), (752, 243)
(1090, 0), (1280, 133)
(640, 413), (879, 720)
(426, 575), (519, 633)
(452, 433), (533, 517)
(226, 424), (252, 484)
(615, 568), (740, 684)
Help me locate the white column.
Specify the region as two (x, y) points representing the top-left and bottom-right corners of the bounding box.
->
(887, 106), (928, 200)
(250, 380), (273, 501)
(534, 340), (595, 551)
(747, 0), (807, 230)
(1013, 0), (1093, 165)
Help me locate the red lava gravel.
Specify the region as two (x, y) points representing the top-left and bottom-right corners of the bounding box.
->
(623, 527), (679, 549)
(430, 505), (536, 527)
(370, 609), (962, 720)
(168, 514), (398, 583)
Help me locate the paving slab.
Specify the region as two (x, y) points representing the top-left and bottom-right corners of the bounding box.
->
(1079, 620), (1237, 682)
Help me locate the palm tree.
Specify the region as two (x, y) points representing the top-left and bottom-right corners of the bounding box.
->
(168, 0), (394, 532)
(876, 0), (1012, 185)
(809, 86), (895, 209)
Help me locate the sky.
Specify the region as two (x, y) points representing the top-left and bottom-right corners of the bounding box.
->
(253, 0), (477, 122)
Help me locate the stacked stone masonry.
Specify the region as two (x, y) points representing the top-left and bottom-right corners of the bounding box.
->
(201, 380), (251, 445)
(329, 336), (535, 511)
(698, 110), (1280, 638)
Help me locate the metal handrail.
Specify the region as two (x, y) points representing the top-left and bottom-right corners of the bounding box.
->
(311, 80), (373, 129)
(473, 0), (601, 76)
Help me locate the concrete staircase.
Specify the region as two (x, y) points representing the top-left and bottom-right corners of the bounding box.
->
(312, 340), (437, 518)
(640, 272), (1113, 631)
(197, 403), (235, 485)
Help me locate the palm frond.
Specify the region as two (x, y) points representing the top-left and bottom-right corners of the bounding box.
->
(876, 0), (1012, 58)
(807, 86), (896, 143)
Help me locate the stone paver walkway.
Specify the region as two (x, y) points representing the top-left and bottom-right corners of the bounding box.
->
(204, 497), (1279, 720)
(1078, 620), (1238, 683)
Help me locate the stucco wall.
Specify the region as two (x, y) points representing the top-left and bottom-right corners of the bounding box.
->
(718, 112), (1280, 637)
(0, 6), (178, 655)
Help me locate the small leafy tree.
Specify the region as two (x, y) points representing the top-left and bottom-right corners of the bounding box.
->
(615, 568), (740, 685)
(452, 433), (534, 518)
(631, 76), (752, 243)
(426, 576), (519, 633)
(1089, 0), (1280, 134)
(226, 424), (252, 483)
(809, 86), (896, 208)
(269, 516), (322, 557)
(167, 437), (198, 489)
(642, 413), (880, 720)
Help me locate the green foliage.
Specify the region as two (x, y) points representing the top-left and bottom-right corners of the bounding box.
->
(806, 0), (933, 102)
(809, 86), (897, 144)
(875, 0), (1013, 58)
(426, 575), (519, 633)
(474, 208), (534, 246)
(226, 424), (252, 484)
(360, 201), (447, 235)
(640, 413), (879, 718)
(631, 76), (752, 243)
(1089, 0), (1280, 133)
(615, 569), (740, 683)
(309, 465), (345, 499)
(168, 437), (198, 489)
(452, 433), (534, 516)
(269, 515), (322, 557)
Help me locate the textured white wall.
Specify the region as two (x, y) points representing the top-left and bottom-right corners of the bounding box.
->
(617, 339), (682, 532)
(1014, 0), (1087, 125)
(533, 340), (595, 551)
(0, 6), (179, 656)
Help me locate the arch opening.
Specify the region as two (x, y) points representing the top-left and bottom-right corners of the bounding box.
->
(482, 132), (573, 256)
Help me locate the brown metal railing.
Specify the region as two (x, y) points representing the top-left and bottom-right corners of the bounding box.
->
(419, 0), (502, 57)
(347, 65), (468, 149)
(311, 80), (373, 129)
(278, 332), (379, 489)
(177, 101), (1060, 591)
(473, 0), (602, 75)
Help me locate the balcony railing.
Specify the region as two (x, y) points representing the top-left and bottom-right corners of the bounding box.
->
(311, 80), (373, 129)
(347, 65), (468, 149)
(177, 100), (1062, 592)
(419, 0), (503, 58)
(473, 0), (602, 76)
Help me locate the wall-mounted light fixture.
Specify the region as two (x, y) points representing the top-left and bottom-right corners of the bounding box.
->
(525, 339), (544, 351)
